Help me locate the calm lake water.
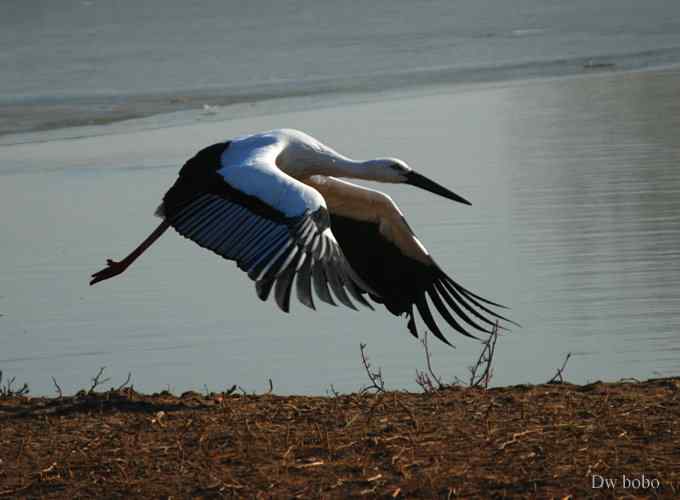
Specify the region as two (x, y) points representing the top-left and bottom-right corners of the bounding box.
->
(3, 0), (680, 135)
(2, 1), (680, 395)
(2, 68), (679, 395)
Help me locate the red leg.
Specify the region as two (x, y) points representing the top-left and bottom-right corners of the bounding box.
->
(90, 220), (171, 285)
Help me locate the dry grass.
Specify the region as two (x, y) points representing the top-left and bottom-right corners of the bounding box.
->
(1, 377), (679, 498)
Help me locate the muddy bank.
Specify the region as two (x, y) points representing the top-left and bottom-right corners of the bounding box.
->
(1, 378), (679, 498)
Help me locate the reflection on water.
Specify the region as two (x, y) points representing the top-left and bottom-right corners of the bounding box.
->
(1, 69), (679, 395)
(505, 71), (680, 374)
(4, 0), (680, 136)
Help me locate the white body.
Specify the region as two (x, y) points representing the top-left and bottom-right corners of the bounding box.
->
(217, 129), (428, 260)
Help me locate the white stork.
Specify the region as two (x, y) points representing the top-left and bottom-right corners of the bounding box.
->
(90, 129), (513, 345)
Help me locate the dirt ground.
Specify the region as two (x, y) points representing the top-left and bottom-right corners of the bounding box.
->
(1, 378), (679, 499)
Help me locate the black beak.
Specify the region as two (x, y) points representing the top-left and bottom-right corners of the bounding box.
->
(405, 171), (471, 205)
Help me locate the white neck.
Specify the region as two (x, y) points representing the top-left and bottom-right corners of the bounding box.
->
(304, 153), (376, 179)
(278, 143), (389, 181)
(258, 129), (402, 182)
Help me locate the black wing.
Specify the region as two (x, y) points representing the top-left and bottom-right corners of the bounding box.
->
(305, 175), (515, 346)
(330, 214), (515, 345)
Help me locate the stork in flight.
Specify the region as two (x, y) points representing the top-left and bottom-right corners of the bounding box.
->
(91, 129), (513, 345)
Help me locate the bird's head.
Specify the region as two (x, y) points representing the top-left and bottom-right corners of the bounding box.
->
(368, 158), (471, 206)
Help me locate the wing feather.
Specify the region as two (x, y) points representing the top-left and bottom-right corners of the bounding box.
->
(303, 175), (514, 345)
(312, 260), (336, 306)
(160, 142), (373, 313)
(323, 251), (357, 310)
(295, 253), (315, 310)
(441, 277), (518, 327)
(415, 295), (452, 347)
(274, 250), (304, 313)
(433, 280), (492, 334)
(427, 284), (482, 339)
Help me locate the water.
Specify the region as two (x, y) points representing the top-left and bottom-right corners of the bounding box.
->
(1, 2), (680, 395)
(3, 0), (680, 136)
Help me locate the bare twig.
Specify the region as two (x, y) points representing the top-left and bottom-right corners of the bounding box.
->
(88, 367), (111, 394)
(359, 343), (386, 393)
(415, 370), (436, 393)
(266, 378), (274, 395)
(422, 332), (444, 387)
(225, 384), (237, 396)
(116, 372), (132, 391)
(51, 376), (63, 398)
(548, 352), (572, 384)
(415, 332), (445, 393)
(469, 321), (500, 389)
(0, 371), (30, 398)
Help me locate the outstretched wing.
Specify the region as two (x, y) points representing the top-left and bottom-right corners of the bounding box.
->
(158, 142), (374, 313)
(303, 175), (515, 345)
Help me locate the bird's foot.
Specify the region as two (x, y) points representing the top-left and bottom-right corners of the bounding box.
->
(90, 259), (128, 285)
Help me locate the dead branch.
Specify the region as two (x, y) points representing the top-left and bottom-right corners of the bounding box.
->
(51, 376), (63, 399)
(116, 372), (133, 391)
(548, 352), (572, 384)
(88, 367), (111, 394)
(359, 343), (385, 394)
(469, 321), (500, 389)
(415, 370), (435, 393)
(0, 370), (29, 398)
(415, 331), (445, 393)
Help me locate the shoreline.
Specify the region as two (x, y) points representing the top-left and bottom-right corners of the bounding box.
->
(1, 377), (678, 498)
(3, 59), (680, 145)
